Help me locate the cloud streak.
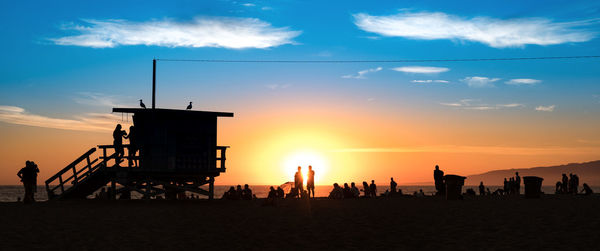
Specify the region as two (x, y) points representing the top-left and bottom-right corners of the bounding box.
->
(392, 66), (449, 74)
(535, 105), (556, 112)
(353, 12), (596, 48)
(0, 105), (122, 132)
(505, 78), (541, 85)
(461, 76), (500, 88)
(411, 80), (449, 83)
(51, 17), (301, 49)
(342, 67), (382, 79)
(440, 99), (524, 110)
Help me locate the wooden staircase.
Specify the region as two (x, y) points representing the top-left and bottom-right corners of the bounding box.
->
(45, 147), (121, 200)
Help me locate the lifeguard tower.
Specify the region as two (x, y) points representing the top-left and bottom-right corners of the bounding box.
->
(45, 59), (233, 200)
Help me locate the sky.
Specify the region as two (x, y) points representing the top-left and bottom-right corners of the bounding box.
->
(1, 0), (600, 185)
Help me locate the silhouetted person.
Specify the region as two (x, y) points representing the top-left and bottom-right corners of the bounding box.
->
(328, 183), (344, 199)
(17, 161), (38, 203)
(350, 182), (360, 198)
(561, 174), (569, 194)
(113, 124), (127, 164)
(568, 173), (574, 194)
(222, 186), (236, 200)
(582, 183), (593, 195)
(343, 183), (353, 198)
(307, 165), (315, 198)
(515, 172), (521, 195)
(186, 102), (192, 110)
(434, 165), (445, 196)
(242, 184), (253, 200)
(369, 180), (377, 197)
(362, 181), (370, 197)
(268, 186), (277, 199)
(276, 186), (284, 198)
(503, 178), (508, 194)
(139, 99), (146, 109)
(390, 177), (397, 194)
(125, 125), (138, 167)
(236, 185), (243, 199)
(294, 166), (303, 196)
(555, 181), (562, 194)
(479, 181), (485, 196)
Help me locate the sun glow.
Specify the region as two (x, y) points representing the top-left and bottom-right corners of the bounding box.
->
(283, 150), (328, 186)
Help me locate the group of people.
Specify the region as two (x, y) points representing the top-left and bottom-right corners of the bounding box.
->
(113, 124), (138, 167)
(555, 173), (592, 195)
(222, 184), (255, 200)
(502, 172), (521, 195)
(16, 161), (40, 203)
(289, 165), (315, 198)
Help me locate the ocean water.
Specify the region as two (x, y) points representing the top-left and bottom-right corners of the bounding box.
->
(0, 185), (584, 202)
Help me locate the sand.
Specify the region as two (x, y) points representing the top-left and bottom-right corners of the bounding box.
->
(1, 195), (599, 250)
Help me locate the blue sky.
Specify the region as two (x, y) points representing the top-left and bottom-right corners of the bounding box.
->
(0, 0), (599, 134)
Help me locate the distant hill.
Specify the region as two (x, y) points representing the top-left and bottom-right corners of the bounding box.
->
(466, 160), (600, 186)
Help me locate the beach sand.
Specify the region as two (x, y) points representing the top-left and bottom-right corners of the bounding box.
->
(1, 195), (599, 250)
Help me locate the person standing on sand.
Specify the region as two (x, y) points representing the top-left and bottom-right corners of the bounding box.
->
(369, 180), (377, 197)
(307, 165), (315, 198)
(390, 177), (397, 194)
(350, 182), (360, 198)
(434, 165), (445, 196)
(515, 172), (521, 195)
(17, 161), (38, 203)
(562, 174), (569, 194)
(294, 166), (304, 197)
(479, 182), (485, 196)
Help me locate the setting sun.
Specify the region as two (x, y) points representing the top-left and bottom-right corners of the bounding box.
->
(283, 150), (328, 186)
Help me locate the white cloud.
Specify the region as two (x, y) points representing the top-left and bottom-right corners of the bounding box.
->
(265, 83), (292, 90)
(261, 6), (273, 11)
(392, 66), (449, 74)
(506, 78), (541, 85)
(241, 3), (255, 7)
(353, 11), (596, 48)
(73, 92), (135, 107)
(411, 80), (449, 83)
(461, 76), (500, 88)
(342, 67), (382, 79)
(535, 105), (556, 112)
(51, 17), (301, 49)
(0, 106), (122, 132)
(440, 100), (524, 110)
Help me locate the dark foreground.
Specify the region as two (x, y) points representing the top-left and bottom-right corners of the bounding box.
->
(1, 195), (599, 250)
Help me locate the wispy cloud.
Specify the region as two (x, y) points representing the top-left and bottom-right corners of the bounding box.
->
(535, 105), (556, 112)
(342, 67), (382, 79)
(73, 92), (134, 107)
(332, 145), (599, 155)
(51, 17), (301, 49)
(461, 76), (500, 88)
(392, 66), (449, 74)
(265, 83), (292, 90)
(440, 99), (524, 110)
(261, 6), (273, 11)
(506, 78), (541, 85)
(0, 105), (121, 132)
(241, 3), (255, 7)
(353, 11), (596, 48)
(411, 80), (449, 83)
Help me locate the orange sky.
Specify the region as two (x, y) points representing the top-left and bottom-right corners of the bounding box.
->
(2, 98), (598, 186)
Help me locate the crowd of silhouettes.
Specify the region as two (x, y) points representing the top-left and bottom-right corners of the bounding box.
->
(501, 172), (521, 195)
(555, 173), (584, 195)
(16, 160), (39, 203)
(222, 184), (255, 200)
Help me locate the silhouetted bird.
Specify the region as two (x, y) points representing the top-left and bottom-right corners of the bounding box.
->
(139, 99), (146, 109)
(186, 102), (192, 110)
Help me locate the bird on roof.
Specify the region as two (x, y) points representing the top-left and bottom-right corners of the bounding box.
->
(139, 99), (146, 109)
(186, 102), (192, 110)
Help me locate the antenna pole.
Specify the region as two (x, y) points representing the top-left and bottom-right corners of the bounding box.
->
(152, 59), (156, 109)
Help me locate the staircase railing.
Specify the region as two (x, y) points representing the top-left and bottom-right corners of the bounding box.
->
(45, 147), (101, 199)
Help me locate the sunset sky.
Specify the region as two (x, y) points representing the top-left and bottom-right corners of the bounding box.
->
(1, 0), (600, 185)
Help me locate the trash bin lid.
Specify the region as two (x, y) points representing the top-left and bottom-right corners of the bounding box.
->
(443, 174), (466, 180)
(523, 176), (544, 181)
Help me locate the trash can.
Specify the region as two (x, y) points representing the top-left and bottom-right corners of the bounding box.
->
(444, 175), (466, 200)
(523, 176), (544, 198)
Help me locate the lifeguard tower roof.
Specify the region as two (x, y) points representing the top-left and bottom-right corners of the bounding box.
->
(112, 108), (233, 117)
